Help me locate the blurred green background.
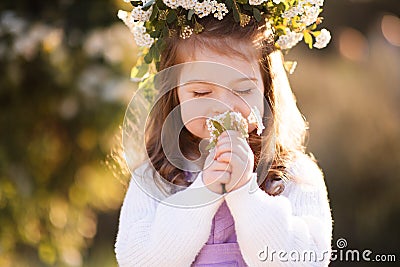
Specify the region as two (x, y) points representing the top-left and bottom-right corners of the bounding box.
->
(0, 0), (399, 266)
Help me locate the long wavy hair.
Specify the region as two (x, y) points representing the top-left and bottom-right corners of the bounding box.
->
(144, 13), (308, 196)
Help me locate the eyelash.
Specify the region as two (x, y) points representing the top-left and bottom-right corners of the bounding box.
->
(193, 89), (253, 97)
(193, 91), (210, 97)
(235, 89), (253, 95)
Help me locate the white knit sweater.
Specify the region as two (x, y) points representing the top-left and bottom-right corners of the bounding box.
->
(115, 152), (333, 266)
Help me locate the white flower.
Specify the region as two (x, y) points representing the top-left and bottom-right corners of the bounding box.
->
(118, 10), (131, 25)
(282, 6), (304, 20)
(118, 10), (154, 48)
(282, 1), (305, 20)
(164, 0), (198, 9)
(180, 0), (197, 10)
(283, 1), (323, 25)
(211, 0), (217, 13)
(305, 0), (324, 6)
(300, 5), (319, 26)
(206, 111), (249, 150)
(180, 25), (193, 39)
(273, 0), (283, 4)
(194, 0), (227, 19)
(249, 0), (264, 5)
(131, 6), (153, 22)
(276, 29), (304, 50)
(247, 106), (265, 135)
(213, 3), (228, 20)
(164, 0), (179, 9)
(313, 28), (331, 49)
(133, 24), (154, 48)
(194, 0), (213, 18)
(205, 107), (265, 149)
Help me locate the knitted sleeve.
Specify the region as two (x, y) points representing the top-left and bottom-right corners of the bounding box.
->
(224, 153), (333, 267)
(114, 164), (224, 267)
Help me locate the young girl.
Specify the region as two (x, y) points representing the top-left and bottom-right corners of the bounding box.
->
(115, 2), (333, 266)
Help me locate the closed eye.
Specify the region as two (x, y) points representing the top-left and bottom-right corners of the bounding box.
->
(233, 88), (253, 95)
(193, 91), (211, 97)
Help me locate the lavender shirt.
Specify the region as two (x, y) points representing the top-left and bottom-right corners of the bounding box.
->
(191, 201), (248, 267)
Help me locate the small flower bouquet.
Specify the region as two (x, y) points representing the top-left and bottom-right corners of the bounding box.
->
(206, 106), (264, 151)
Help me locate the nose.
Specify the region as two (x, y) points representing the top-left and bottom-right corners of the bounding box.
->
(211, 88), (245, 114)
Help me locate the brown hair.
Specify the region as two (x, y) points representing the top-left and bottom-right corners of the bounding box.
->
(144, 13), (306, 195)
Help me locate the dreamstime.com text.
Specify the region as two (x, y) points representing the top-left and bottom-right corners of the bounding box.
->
(257, 238), (397, 263)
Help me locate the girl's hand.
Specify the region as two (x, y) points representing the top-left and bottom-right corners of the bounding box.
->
(214, 130), (254, 192)
(202, 148), (232, 194)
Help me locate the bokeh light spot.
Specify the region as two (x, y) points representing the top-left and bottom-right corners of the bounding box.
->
(381, 14), (400, 47)
(339, 27), (369, 62)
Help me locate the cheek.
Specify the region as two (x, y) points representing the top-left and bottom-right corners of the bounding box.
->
(254, 88), (265, 116)
(179, 99), (210, 138)
(242, 90), (265, 133)
(242, 90), (265, 116)
(184, 119), (207, 138)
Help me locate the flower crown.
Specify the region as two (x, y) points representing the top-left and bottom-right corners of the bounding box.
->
(118, 0), (331, 80)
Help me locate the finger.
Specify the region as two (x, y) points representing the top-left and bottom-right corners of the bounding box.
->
(215, 144), (247, 159)
(217, 132), (249, 148)
(214, 142), (232, 158)
(205, 147), (217, 165)
(216, 152), (242, 166)
(209, 170), (231, 185)
(216, 143), (248, 161)
(218, 152), (251, 179)
(216, 134), (244, 148)
(219, 130), (241, 139)
(216, 135), (243, 148)
(225, 164), (251, 191)
(209, 161), (232, 173)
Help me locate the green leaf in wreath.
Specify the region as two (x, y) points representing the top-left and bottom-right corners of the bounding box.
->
(149, 5), (158, 21)
(142, 0), (155, 11)
(166, 9), (177, 24)
(187, 9), (195, 20)
(253, 7), (261, 22)
(130, 0), (144, 7)
(225, 0), (233, 10)
(303, 31), (313, 49)
(144, 51), (153, 64)
(131, 63), (149, 79)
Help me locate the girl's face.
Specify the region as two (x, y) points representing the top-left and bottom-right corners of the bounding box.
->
(177, 43), (265, 139)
